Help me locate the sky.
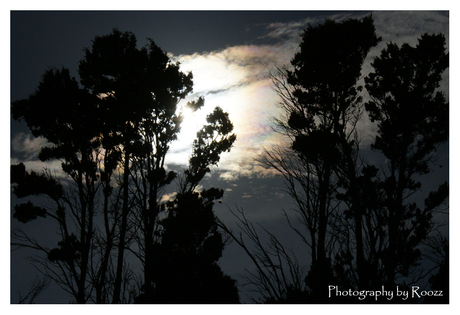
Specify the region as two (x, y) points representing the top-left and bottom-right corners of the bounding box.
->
(6, 4), (454, 309)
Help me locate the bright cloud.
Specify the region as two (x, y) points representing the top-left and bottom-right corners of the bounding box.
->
(159, 192), (178, 203)
(12, 11), (449, 184)
(167, 40), (299, 180)
(165, 11), (449, 182)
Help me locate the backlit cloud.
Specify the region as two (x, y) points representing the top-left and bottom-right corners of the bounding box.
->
(164, 11), (449, 182)
(167, 11), (449, 181)
(167, 34), (302, 180)
(12, 11), (449, 184)
(167, 62), (285, 179)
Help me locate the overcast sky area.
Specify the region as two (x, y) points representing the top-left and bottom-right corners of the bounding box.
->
(6, 3), (456, 310)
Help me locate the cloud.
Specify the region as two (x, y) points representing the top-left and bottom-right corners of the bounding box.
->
(166, 11), (449, 182)
(159, 192), (177, 203)
(373, 11), (449, 46)
(168, 39), (300, 179)
(12, 11), (449, 186)
(11, 132), (50, 161)
(262, 21), (306, 40)
(10, 156), (64, 180)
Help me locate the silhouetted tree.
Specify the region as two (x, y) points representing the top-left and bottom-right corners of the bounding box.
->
(135, 105), (238, 303)
(12, 29), (238, 304)
(78, 29), (218, 302)
(141, 189), (239, 303)
(364, 33), (449, 289)
(243, 17), (448, 304)
(11, 67), (110, 303)
(334, 164), (386, 289)
(78, 30), (161, 303)
(263, 15), (380, 299)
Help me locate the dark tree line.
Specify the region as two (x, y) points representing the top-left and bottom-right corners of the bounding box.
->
(221, 15), (448, 303)
(11, 29), (238, 304)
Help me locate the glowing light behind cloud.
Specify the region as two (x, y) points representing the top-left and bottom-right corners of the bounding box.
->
(165, 11), (449, 181)
(167, 43), (296, 180)
(11, 12), (448, 182)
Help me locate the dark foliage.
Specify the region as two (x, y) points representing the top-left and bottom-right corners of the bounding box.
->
(233, 15), (448, 304)
(11, 163), (63, 201)
(364, 33), (449, 288)
(136, 189), (239, 303)
(13, 201), (47, 223)
(11, 29), (238, 304)
(285, 15), (381, 295)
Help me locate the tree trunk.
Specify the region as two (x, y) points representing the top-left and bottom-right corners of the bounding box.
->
(112, 148), (130, 304)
